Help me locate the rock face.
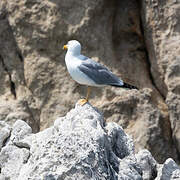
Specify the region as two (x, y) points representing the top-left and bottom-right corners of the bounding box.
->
(0, 0), (179, 163)
(140, 0), (180, 156)
(0, 103), (179, 180)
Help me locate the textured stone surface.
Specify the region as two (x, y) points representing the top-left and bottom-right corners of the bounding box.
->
(0, 143), (30, 179)
(10, 120), (32, 147)
(0, 0), (179, 164)
(140, 0), (180, 155)
(136, 149), (157, 180)
(0, 103), (143, 180)
(0, 122), (11, 151)
(0, 102), (180, 179)
(106, 122), (134, 159)
(101, 88), (177, 162)
(0, 100), (39, 132)
(156, 158), (180, 180)
(0, 121), (31, 178)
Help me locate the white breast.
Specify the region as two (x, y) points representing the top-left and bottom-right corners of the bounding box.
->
(65, 54), (98, 86)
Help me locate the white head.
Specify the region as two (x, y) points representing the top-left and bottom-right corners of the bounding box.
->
(63, 40), (81, 55)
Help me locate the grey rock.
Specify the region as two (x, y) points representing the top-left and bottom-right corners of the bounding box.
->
(0, 175), (6, 180)
(106, 122), (134, 159)
(1, 102), (180, 179)
(0, 120), (31, 179)
(0, 127), (10, 150)
(118, 155), (142, 180)
(10, 119), (32, 148)
(136, 149), (157, 180)
(0, 102), (144, 180)
(156, 158), (180, 180)
(18, 103), (119, 179)
(0, 122), (11, 150)
(0, 143), (30, 179)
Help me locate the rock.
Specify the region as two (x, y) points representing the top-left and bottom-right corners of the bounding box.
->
(101, 89), (178, 163)
(0, 128), (10, 150)
(10, 120), (32, 147)
(0, 0), (179, 164)
(166, 58), (180, 153)
(0, 121), (31, 179)
(0, 122), (11, 151)
(156, 158), (180, 180)
(136, 149), (157, 180)
(0, 102), (180, 179)
(140, 0), (180, 155)
(0, 102), (143, 179)
(0, 102), (12, 122)
(0, 143), (30, 179)
(105, 122), (134, 159)
(118, 156), (142, 180)
(0, 175), (5, 180)
(0, 100), (39, 132)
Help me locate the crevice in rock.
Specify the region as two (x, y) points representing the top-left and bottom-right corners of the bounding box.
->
(2, 134), (11, 148)
(136, 1), (165, 100)
(13, 143), (31, 164)
(17, 50), (24, 62)
(172, 136), (180, 163)
(10, 80), (16, 99)
(24, 151), (31, 164)
(136, 0), (180, 163)
(0, 54), (17, 99)
(14, 143), (30, 151)
(141, 41), (166, 101)
(25, 101), (40, 133)
(0, 7), (7, 20)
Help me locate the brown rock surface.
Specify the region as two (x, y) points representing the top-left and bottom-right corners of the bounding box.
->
(0, 0), (179, 163)
(140, 0), (180, 157)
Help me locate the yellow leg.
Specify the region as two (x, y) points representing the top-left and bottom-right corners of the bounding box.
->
(86, 86), (91, 100)
(78, 86), (91, 106)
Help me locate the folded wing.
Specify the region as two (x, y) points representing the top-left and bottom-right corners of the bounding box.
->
(78, 58), (124, 86)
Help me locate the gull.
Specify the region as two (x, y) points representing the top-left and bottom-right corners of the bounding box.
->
(63, 40), (138, 105)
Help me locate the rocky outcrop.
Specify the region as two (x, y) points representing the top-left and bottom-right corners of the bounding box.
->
(0, 0), (179, 163)
(156, 158), (180, 180)
(0, 103), (179, 180)
(100, 88), (177, 163)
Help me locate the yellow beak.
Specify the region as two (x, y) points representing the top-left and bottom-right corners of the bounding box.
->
(63, 45), (68, 50)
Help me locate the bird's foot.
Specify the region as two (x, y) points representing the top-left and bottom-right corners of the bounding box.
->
(78, 98), (88, 106)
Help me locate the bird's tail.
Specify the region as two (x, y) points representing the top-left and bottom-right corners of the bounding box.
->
(110, 82), (138, 90)
(122, 82), (138, 90)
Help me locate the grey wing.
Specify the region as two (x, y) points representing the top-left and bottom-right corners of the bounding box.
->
(78, 58), (124, 86)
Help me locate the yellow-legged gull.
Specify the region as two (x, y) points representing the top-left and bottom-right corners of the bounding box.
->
(63, 40), (138, 105)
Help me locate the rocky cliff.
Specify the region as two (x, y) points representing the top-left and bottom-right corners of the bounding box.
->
(0, 0), (180, 164)
(1, 103), (180, 180)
